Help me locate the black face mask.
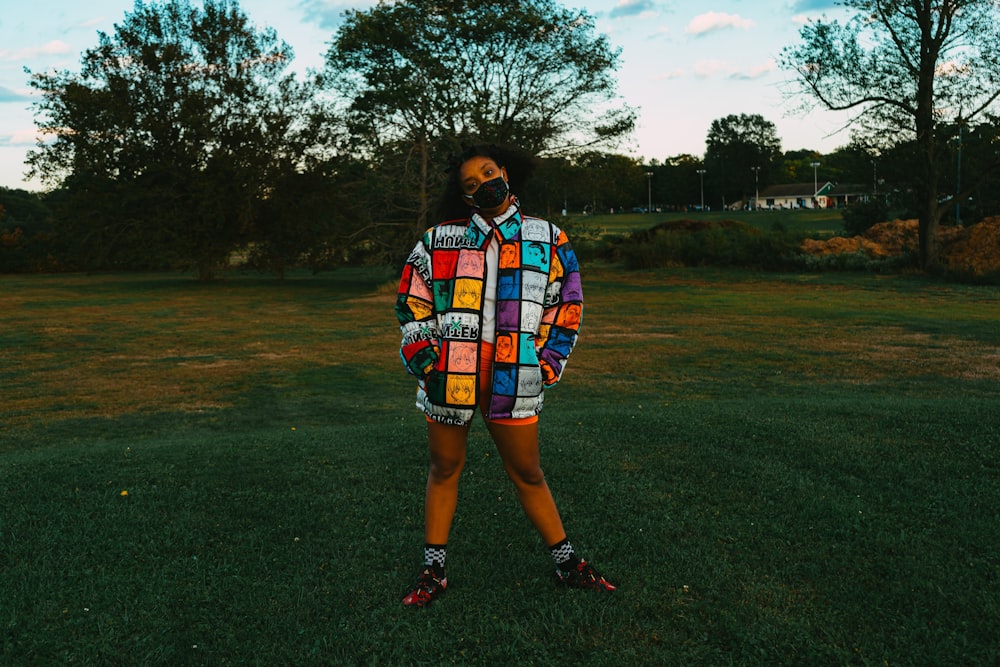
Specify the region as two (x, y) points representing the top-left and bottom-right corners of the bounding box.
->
(470, 176), (509, 209)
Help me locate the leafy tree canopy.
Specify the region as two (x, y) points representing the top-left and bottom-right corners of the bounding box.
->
(705, 113), (782, 204)
(320, 0), (636, 229)
(323, 0), (634, 156)
(26, 0), (335, 279)
(780, 0), (1000, 269)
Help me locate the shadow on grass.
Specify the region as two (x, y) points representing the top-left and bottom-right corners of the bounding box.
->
(4, 377), (1000, 664)
(3, 267), (999, 664)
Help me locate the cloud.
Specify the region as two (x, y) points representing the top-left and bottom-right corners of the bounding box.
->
(790, 0), (839, 10)
(693, 59), (729, 78)
(609, 0), (656, 19)
(297, 0), (375, 30)
(0, 128), (40, 147)
(651, 68), (685, 81)
(686, 12), (755, 36)
(936, 60), (970, 77)
(0, 86), (32, 103)
(690, 59), (776, 80)
(729, 60), (777, 80)
(76, 17), (107, 29)
(0, 40), (73, 62)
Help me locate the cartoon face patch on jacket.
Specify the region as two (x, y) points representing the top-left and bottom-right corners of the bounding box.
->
(396, 203), (583, 426)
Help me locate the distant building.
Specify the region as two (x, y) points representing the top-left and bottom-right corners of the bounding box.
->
(826, 183), (870, 208)
(755, 182), (871, 209)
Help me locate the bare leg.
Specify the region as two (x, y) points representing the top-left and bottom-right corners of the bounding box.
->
(487, 420), (567, 547)
(424, 421), (469, 545)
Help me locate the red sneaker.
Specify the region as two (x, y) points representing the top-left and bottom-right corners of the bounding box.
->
(555, 560), (616, 591)
(402, 566), (447, 607)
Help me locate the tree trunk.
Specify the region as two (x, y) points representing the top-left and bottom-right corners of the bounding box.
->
(916, 121), (942, 271)
(417, 134), (429, 230)
(915, 8), (942, 273)
(918, 203), (941, 272)
(197, 258), (218, 281)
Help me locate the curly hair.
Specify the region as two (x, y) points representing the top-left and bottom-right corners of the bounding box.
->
(434, 143), (538, 222)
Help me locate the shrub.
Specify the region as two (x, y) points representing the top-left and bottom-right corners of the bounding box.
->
(0, 225), (66, 273)
(558, 215), (624, 263)
(842, 199), (889, 235)
(618, 220), (803, 270)
(789, 250), (919, 273)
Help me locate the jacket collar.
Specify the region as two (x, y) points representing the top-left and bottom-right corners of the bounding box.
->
(466, 196), (522, 247)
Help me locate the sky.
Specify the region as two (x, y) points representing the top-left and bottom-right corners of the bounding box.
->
(0, 0), (854, 191)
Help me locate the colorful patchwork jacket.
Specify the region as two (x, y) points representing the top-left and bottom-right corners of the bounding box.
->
(395, 201), (583, 425)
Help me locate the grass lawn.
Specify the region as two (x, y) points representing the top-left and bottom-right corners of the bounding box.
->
(575, 209), (845, 238)
(2, 266), (999, 665)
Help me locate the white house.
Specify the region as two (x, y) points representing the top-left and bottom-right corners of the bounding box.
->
(756, 182), (834, 209)
(754, 182), (872, 209)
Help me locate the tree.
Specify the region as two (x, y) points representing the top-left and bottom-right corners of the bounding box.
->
(321, 0), (636, 230)
(249, 160), (369, 278)
(780, 0), (1000, 271)
(26, 0), (333, 279)
(704, 114), (782, 208)
(940, 119), (1000, 223)
(821, 144), (880, 191)
(771, 148), (824, 183)
(0, 187), (56, 272)
(574, 153), (646, 213)
(654, 154), (704, 210)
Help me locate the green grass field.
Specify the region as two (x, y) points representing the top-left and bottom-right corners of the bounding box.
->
(570, 208), (846, 238)
(2, 266), (999, 665)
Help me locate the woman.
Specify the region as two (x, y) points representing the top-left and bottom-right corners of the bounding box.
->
(395, 144), (615, 607)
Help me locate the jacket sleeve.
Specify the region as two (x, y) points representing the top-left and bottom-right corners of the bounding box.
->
(537, 228), (583, 387)
(395, 232), (440, 378)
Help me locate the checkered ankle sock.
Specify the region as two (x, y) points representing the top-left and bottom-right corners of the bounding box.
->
(424, 543), (447, 572)
(549, 538), (580, 571)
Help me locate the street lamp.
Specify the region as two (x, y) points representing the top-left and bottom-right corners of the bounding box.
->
(751, 166), (760, 211)
(696, 169), (706, 211)
(956, 119), (963, 225)
(645, 171), (653, 213)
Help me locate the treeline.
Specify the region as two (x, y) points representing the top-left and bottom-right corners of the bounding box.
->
(0, 147), (872, 275)
(4, 0), (1000, 278)
(3, 0), (639, 279)
(8, 124), (999, 276)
